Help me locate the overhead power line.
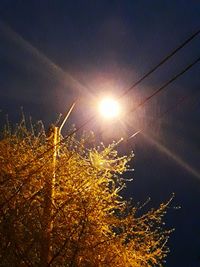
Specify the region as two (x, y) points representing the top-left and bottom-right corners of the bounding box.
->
(19, 54), (200, 175)
(128, 90), (200, 140)
(67, 55), (200, 139)
(129, 56), (200, 114)
(18, 30), (200, 169)
(64, 30), (200, 140)
(30, 29), (200, 144)
(120, 29), (200, 98)
(70, 55), (200, 142)
(29, 55), (200, 166)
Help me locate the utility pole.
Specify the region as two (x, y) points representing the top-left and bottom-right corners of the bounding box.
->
(39, 102), (76, 267)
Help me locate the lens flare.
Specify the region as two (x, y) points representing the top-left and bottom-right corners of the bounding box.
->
(99, 98), (120, 119)
(142, 132), (200, 180)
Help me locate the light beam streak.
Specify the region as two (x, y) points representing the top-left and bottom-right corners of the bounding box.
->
(141, 131), (200, 181)
(0, 20), (90, 94)
(128, 130), (141, 140)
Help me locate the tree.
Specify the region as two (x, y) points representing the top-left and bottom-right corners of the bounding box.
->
(0, 118), (172, 267)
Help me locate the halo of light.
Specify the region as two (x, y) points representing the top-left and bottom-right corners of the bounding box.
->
(98, 97), (121, 119)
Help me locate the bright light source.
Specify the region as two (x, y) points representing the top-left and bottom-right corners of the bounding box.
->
(99, 97), (121, 119)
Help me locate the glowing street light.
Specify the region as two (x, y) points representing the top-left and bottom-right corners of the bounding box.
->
(98, 97), (121, 119)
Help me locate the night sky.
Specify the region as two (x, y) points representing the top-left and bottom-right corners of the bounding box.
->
(0, 1), (200, 266)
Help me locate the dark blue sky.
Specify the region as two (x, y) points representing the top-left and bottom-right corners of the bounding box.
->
(0, 1), (200, 266)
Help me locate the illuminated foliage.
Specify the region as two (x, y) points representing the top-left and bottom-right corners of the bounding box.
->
(0, 119), (172, 266)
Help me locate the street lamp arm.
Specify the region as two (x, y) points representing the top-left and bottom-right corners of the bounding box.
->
(58, 101), (76, 134)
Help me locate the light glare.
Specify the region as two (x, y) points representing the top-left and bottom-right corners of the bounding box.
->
(99, 98), (120, 119)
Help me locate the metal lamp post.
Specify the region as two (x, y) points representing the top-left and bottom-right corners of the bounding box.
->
(40, 102), (76, 267)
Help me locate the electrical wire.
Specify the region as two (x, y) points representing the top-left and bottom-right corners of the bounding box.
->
(65, 31), (200, 138)
(22, 55), (200, 169)
(16, 31), (200, 168)
(128, 90), (200, 141)
(18, 53), (200, 176)
(128, 56), (200, 114)
(120, 29), (200, 98)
